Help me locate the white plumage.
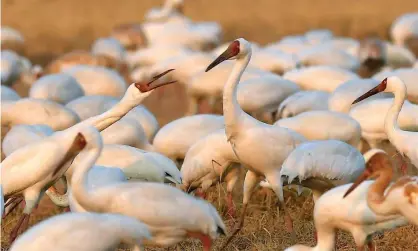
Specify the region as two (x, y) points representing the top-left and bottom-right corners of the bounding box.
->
(276, 90), (330, 119)
(29, 73), (85, 104)
(275, 111), (362, 149)
(153, 114), (225, 162)
(9, 212), (151, 251)
(283, 65), (360, 93)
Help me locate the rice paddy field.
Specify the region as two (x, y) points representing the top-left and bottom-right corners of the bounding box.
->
(1, 0), (418, 250)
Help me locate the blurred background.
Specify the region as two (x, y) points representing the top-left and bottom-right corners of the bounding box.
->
(3, 0), (418, 65)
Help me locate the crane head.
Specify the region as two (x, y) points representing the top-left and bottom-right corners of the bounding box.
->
(134, 69), (177, 93)
(205, 38), (251, 72)
(343, 151), (392, 198)
(352, 78), (387, 105)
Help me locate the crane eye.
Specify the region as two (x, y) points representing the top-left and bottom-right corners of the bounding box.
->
(165, 172), (172, 177)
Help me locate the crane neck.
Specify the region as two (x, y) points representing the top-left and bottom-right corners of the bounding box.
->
(80, 99), (137, 132)
(70, 146), (105, 212)
(367, 165), (395, 215)
(223, 52), (251, 140)
(384, 83), (406, 143)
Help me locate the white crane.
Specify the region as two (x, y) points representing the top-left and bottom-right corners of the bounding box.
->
(297, 45), (360, 71)
(390, 12), (418, 47)
(29, 73), (85, 104)
(343, 149), (418, 225)
(236, 75), (300, 122)
(3, 71), (178, 212)
(283, 65), (360, 93)
(70, 126), (227, 250)
(153, 114), (225, 164)
(1, 128), (87, 242)
(46, 145), (181, 211)
(248, 48), (299, 75)
(180, 129), (241, 217)
(274, 111), (362, 150)
(8, 212), (151, 251)
(284, 182), (408, 251)
(1, 98), (80, 131)
(328, 77), (418, 150)
(74, 144), (182, 184)
(260, 140), (365, 209)
(47, 165), (127, 212)
(352, 76), (418, 169)
(63, 65), (128, 98)
(275, 90), (330, 119)
(44, 50), (119, 75)
(205, 38), (307, 247)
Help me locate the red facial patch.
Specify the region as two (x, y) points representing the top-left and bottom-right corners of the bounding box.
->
(378, 78), (388, 92)
(75, 133), (87, 149)
(134, 82), (150, 93)
(229, 40), (240, 57)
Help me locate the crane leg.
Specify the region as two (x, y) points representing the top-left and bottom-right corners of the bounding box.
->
(3, 197), (23, 218)
(220, 171), (259, 250)
(188, 232), (212, 251)
(225, 192), (236, 219)
(266, 173), (294, 234)
(367, 240), (376, 251)
(194, 189), (207, 200)
(9, 213), (30, 243)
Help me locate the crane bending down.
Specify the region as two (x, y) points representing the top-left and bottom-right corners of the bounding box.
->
(351, 76), (418, 170)
(1, 128), (87, 242)
(343, 149), (418, 225)
(284, 182), (408, 251)
(70, 126), (227, 250)
(205, 38), (307, 248)
(8, 212), (151, 251)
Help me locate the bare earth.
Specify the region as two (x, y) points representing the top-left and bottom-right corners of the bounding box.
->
(2, 0), (418, 250)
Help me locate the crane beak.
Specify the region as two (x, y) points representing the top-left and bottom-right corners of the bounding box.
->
(134, 69), (177, 92)
(343, 170), (372, 198)
(206, 41), (240, 72)
(352, 78), (388, 105)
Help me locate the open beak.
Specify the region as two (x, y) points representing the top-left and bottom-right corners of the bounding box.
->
(343, 170), (371, 198)
(134, 69), (177, 92)
(206, 46), (236, 72)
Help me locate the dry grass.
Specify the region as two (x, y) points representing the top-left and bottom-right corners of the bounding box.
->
(2, 0), (418, 250)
